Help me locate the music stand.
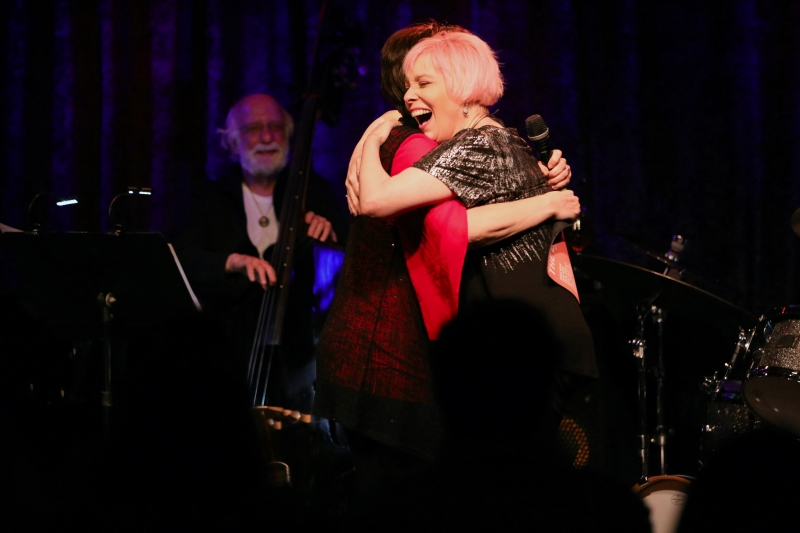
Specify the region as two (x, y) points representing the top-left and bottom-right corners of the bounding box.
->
(0, 231), (200, 436)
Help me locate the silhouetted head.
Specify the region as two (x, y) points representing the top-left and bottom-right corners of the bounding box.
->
(430, 299), (560, 440)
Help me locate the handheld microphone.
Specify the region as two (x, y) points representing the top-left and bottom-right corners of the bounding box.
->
(525, 114), (552, 167)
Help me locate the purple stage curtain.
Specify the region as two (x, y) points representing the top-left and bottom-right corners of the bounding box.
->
(1, 0), (800, 313)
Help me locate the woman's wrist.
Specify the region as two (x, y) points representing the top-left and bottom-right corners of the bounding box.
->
(541, 192), (558, 220)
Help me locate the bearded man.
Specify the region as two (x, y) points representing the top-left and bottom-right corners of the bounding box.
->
(175, 93), (347, 412)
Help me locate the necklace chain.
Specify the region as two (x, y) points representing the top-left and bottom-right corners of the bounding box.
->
(246, 185), (272, 228)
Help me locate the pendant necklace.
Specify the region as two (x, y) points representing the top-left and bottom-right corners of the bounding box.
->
(247, 185), (271, 228)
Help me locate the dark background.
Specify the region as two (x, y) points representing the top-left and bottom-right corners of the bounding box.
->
(1, 0), (800, 514)
(2, 0), (799, 313)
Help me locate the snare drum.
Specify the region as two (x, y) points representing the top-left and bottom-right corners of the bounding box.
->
(633, 475), (692, 533)
(743, 306), (800, 435)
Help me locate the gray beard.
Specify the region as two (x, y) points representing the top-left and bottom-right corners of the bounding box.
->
(240, 146), (289, 179)
(247, 161), (286, 179)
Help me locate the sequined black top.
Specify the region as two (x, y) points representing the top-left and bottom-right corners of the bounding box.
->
(414, 125), (553, 273)
(414, 125), (598, 378)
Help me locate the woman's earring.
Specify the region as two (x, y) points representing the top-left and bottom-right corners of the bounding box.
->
(462, 104), (469, 117)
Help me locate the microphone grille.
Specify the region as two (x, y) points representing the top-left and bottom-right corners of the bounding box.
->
(525, 114), (549, 141)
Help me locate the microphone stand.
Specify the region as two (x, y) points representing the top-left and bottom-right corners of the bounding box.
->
(98, 291), (115, 441)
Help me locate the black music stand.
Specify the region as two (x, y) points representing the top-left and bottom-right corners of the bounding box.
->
(0, 231), (200, 437)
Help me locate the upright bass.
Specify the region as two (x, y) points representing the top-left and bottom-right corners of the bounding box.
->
(247, 2), (361, 487)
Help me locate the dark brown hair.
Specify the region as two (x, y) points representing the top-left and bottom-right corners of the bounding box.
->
(380, 21), (469, 116)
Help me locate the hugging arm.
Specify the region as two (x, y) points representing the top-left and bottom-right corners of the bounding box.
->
(466, 190), (580, 248)
(466, 149), (578, 247)
(351, 120), (455, 218)
(349, 118), (578, 243)
(346, 111), (402, 215)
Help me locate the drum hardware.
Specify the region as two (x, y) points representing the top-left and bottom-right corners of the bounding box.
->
(630, 334), (649, 482)
(570, 254), (758, 482)
(630, 303), (670, 483)
(700, 326), (762, 461)
(652, 305), (668, 477)
(701, 372), (719, 396)
(620, 233), (686, 280)
(662, 235), (685, 280)
(701, 325), (755, 406)
(718, 326), (756, 386)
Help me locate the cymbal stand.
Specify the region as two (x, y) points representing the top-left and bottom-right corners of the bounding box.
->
(631, 304), (649, 484)
(632, 301), (668, 483)
(652, 305), (667, 476)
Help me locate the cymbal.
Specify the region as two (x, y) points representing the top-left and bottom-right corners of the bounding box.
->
(572, 254), (756, 331)
(620, 233), (680, 269)
(619, 232), (738, 292)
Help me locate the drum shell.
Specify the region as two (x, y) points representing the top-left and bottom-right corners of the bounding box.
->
(702, 378), (762, 457)
(743, 307), (800, 435)
(749, 316), (800, 371)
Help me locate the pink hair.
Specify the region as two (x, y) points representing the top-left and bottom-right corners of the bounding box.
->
(403, 31), (504, 106)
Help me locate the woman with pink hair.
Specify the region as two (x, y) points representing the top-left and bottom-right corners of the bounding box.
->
(314, 32), (590, 505)
(349, 31), (598, 408)
(314, 24), (578, 468)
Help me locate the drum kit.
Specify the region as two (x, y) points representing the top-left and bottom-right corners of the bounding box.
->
(570, 232), (800, 533)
